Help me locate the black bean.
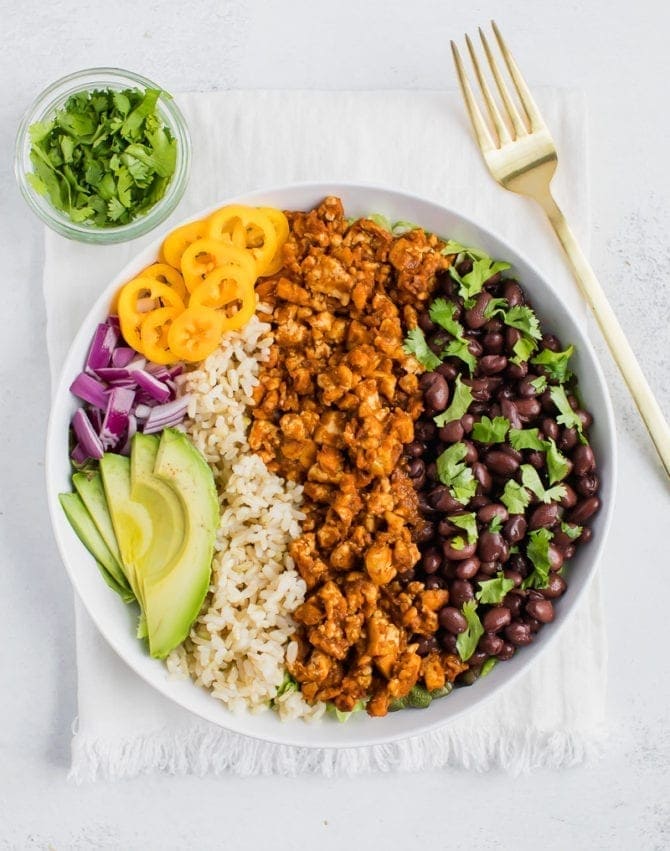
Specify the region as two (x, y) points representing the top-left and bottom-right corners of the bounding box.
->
(437, 518), (458, 537)
(501, 398), (523, 429)
(485, 450), (519, 476)
(515, 398), (542, 421)
(572, 444), (596, 476)
(558, 427), (578, 452)
(548, 545), (564, 572)
(505, 622), (533, 646)
(464, 292), (492, 330)
(480, 355), (508, 375)
(580, 526), (593, 544)
(541, 417), (559, 441)
(525, 616), (542, 634)
(507, 553), (530, 576)
(541, 574), (567, 599)
(436, 362), (458, 381)
(497, 642), (516, 661)
(483, 607), (512, 633)
(449, 579), (475, 607)
(507, 361), (528, 380)
(462, 440), (479, 464)
(569, 496), (601, 524)
(518, 375), (541, 397)
(460, 414), (475, 434)
(405, 440), (426, 458)
(439, 606), (468, 634)
(575, 474), (599, 497)
(526, 598), (555, 623)
(479, 633), (504, 655)
(503, 515), (527, 544)
(478, 530), (508, 563)
(503, 592), (524, 616)
(414, 419), (437, 441)
(416, 522), (435, 544)
(472, 462), (492, 492)
(503, 280), (524, 307)
(425, 576), (446, 590)
(422, 548), (442, 575)
(467, 338), (484, 358)
(438, 420), (465, 444)
(408, 458), (425, 479)
(477, 503), (509, 524)
(559, 483), (578, 509)
(443, 539), (477, 561)
(428, 485), (462, 512)
(539, 389), (555, 412)
(564, 544), (575, 559)
(503, 569), (523, 588)
(483, 317), (503, 333)
(482, 332), (505, 354)
(478, 560), (500, 576)
(506, 327), (522, 353)
(440, 632), (459, 653)
(421, 372), (450, 413)
(417, 311), (436, 333)
(470, 494), (491, 509)
(527, 449), (546, 469)
(415, 636), (439, 656)
(455, 557), (480, 580)
(542, 334), (562, 352)
(577, 409), (594, 429)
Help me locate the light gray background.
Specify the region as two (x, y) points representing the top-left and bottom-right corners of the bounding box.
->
(2, 0), (669, 849)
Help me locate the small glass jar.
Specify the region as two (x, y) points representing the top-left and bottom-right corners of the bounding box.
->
(15, 67), (191, 244)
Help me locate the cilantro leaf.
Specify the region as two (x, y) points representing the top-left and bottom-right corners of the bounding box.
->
(476, 572), (515, 604)
(472, 415), (510, 444)
(429, 298), (477, 374)
(434, 374), (474, 427)
(442, 338), (478, 375)
(531, 345), (574, 383)
(501, 479), (531, 514)
(523, 529), (554, 588)
(402, 327), (442, 370)
(530, 375), (547, 393)
(508, 428), (546, 451)
(441, 240), (490, 260)
(447, 512), (478, 545)
(456, 601), (485, 662)
(521, 464), (567, 504)
(450, 257), (511, 301)
(488, 515), (503, 533)
(549, 385), (587, 443)
(480, 658), (497, 677)
(436, 442), (477, 505)
(545, 439), (571, 484)
(561, 521), (583, 540)
(511, 334), (538, 365)
(501, 305), (542, 340)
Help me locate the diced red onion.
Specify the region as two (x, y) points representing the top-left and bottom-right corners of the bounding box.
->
(145, 363), (171, 380)
(168, 365), (183, 380)
(99, 388), (136, 450)
(143, 397), (190, 434)
(119, 414), (138, 456)
(72, 409), (104, 460)
(86, 405), (103, 433)
(85, 322), (119, 374)
(70, 373), (109, 409)
(135, 404), (151, 420)
(94, 367), (132, 382)
(111, 347), (136, 368)
(126, 356), (147, 373)
(134, 369), (171, 403)
(108, 315), (120, 329)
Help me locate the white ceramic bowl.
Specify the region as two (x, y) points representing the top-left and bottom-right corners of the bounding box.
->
(46, 182), (617, 748)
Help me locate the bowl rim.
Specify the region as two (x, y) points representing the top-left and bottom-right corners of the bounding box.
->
(45, 180), (617, 748)
(14, 66), (191, 244)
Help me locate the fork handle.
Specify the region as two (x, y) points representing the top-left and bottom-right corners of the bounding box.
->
(538, 191), (670, 479)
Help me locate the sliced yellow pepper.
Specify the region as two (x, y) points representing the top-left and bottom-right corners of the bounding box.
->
(180, 238), (257, 293)
(167, 306), (225, 362)
(203, 205), (278, 275)
(138, 263), (188, 302)
(190, 265), (257, 332)
(257, 207), (289, 277)
(161, 219), (208, 269)
(140, 306), (182, 364)
(117, 278), (185, 355)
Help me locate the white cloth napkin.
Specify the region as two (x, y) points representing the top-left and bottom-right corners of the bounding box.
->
(43, 90), (607, 782)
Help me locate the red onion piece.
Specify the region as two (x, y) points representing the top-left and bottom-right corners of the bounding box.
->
(99, 387), (136, 450)
(134, 370), (171, 403)
(69, 373), (109, 409)
(85, 322), (120, 374)
(143, 397), (190, 434)
(72, 409), (104, 459)
(111, 347), (136, 368)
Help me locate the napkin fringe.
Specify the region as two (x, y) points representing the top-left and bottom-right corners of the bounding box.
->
(69, 722), (606, 783)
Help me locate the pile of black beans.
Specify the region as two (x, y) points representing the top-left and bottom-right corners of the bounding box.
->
(403, 265), (601, 679)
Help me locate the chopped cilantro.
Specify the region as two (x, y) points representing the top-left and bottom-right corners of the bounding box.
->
(531, 345), (574, 383)
(433, 374), (474, 427)
(436, 442), (477, 504)
(443, 338), (478, 375)
(511, 335), (539, 365)
(501, 479), (531, 514)
(456, 600), (485, 662)
(447, 512), (479, 545)
(561, 521), (583, 540)
(549, 385), (587, 443)
(508, 427), (546, 451)
(27, 87), (177, 227)
(530, 375), (548, 393)
(545, 439), (571, 484)
(450, 257), (512, 301)
(441, 240), (490, 260)
(501, 305), (542, 340)
(523, 529), (554, 588)
(520, 464), (567, 504)
(476, 572), (515, 604)
(488, 514), (504, 533)
(403, 327), (442, 370)
(429, 298), (477, 374)
(480, 658), (498, 677)
(472, 415), (510, 444)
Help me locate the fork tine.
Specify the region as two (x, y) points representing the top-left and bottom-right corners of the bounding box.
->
(478, 27), (527, 139)
(465, 34), (511, 147)
(451, 41), (496, 153)
(491, 20), (544, 132)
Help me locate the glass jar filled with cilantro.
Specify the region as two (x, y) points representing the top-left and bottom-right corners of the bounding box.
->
(15, 68), (190, 243)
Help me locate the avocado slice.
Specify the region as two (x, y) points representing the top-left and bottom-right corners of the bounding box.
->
(130, 433), (186, 586)
(143, 428), (218, 659)
(99, 453), (153, 604)
(72, 470), (123, 567)
(58, 492), (134, 603)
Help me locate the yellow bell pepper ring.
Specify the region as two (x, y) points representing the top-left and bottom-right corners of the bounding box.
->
(190, 266), (257, 332)
(180, 238), (257, 293)
(206, 211), (247, 248)
(167, 306), (226, 362)
(161, 219), (208, 269)
(139, 306), (182, 365)
(204, 205), (278, 275)
(117, 278), (185, 355)
(138, 263), (188, 302)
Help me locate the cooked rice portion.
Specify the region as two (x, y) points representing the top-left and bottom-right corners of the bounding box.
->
(166, 314), (323, 720)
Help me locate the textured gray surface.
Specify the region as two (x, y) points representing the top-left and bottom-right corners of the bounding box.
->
(1, 0), (669, 848)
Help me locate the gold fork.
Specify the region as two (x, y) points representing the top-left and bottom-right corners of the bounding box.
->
(451, 21), (670, 478)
